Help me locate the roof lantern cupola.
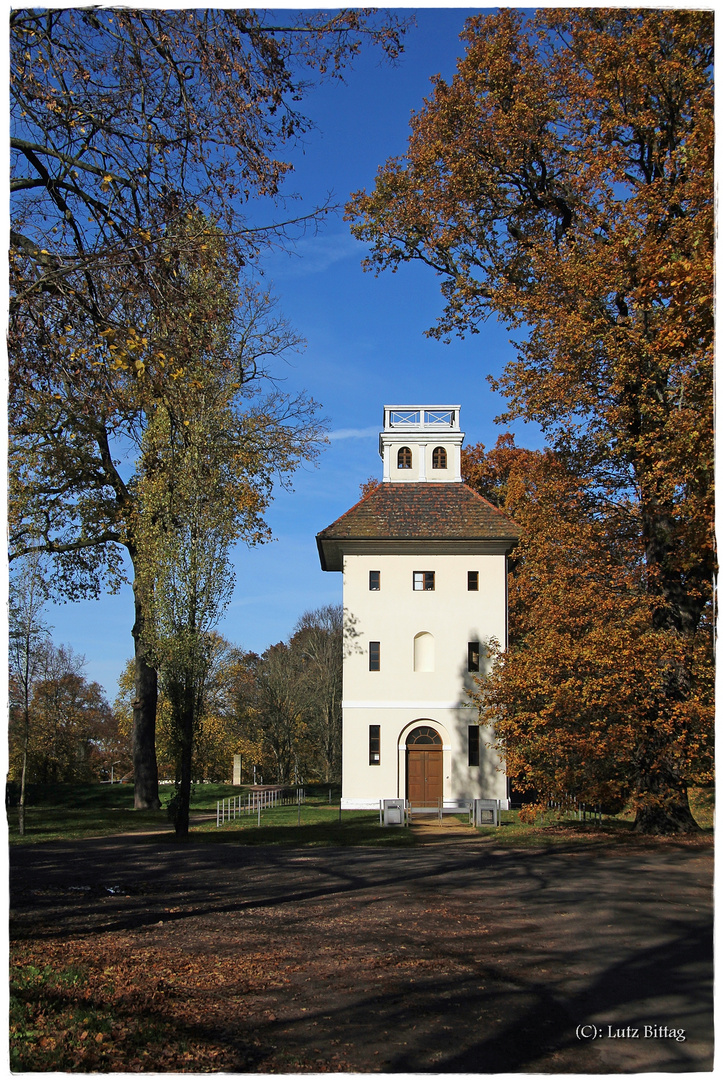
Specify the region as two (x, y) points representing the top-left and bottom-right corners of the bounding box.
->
(379, 405), (464, 483)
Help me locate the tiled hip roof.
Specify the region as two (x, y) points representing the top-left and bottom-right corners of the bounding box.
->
(316, 483), (520, 570)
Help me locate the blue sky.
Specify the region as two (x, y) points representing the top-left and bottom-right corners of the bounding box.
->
(39, 6), (546, 701)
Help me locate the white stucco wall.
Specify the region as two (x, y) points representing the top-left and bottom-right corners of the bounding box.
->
(343, 553), (507, 702)
(340, 552), (508, 808)
(340, 706), (507, 808)
(384, 439), (463, 483)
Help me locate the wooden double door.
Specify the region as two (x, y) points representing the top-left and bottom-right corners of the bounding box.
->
(406, 726), (443, 805)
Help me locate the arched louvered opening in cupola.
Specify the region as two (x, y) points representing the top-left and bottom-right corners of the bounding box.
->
(397, 445), (412, 469)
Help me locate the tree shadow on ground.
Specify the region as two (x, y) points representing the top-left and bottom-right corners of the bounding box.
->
(10, 837), (713, 1073)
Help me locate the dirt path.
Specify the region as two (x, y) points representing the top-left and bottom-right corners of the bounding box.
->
(10, 831), (713, 1072)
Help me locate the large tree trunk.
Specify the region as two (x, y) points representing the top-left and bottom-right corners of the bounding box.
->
(171, 682), (195, 840)
(131, 582), (161, 811)
(18, 720), (29, 837)
(633, 496), (708, 835)
(633, 767), (700, 835)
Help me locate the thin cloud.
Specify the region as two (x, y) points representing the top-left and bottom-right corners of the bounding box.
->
(328, 426), (379, 441)
(271, 232), (363, 277)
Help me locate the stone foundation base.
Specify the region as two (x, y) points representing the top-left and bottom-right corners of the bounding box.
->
(340, 798), (385, 811)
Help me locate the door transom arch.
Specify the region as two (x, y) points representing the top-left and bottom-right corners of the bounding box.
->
(406, 725), (442, 747)
(405, 724), (443, 804)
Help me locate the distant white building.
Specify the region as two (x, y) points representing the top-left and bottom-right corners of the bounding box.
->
(316, 405), (520, 810)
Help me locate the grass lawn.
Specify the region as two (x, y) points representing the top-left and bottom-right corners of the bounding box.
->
(7, 782), (416, 847)
(7, 781), (713, 847)
(7, 781), (230, 845)
(194, 801), (417, 847)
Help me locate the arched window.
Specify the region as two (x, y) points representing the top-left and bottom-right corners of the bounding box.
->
(397, 446), (412, 469)
(432, 446), (447, 469)
(413, 632), (435, 672)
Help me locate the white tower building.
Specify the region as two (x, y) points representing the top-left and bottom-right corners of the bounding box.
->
(316, 406), (520, 810)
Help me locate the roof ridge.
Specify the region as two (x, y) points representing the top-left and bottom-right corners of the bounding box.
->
(460, 482), (520, 529)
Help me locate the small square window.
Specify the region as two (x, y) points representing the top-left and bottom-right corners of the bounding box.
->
(468, 571), (479, 591)
(369, 641), (380, 671)
(369, 570), (380, 591)
(468, 726), (480, 767)
(413, 571), (435, 591)
(369, 724), (381, 765)
(468, 641), (480, 672)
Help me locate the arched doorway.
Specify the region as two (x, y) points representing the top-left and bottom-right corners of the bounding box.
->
(406, 726), (443, 805)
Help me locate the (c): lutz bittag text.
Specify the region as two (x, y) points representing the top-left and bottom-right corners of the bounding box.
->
(576, 1024), (686, 1042)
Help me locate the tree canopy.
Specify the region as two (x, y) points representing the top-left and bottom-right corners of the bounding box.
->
(133, 302), (262, 837)
(9, 8), (407, 811)
(349, 9), (714, 833)
(114, 605), (343, 788)
(11, 6), (406, 327)
(8, 640), (120, 787)
(463, 437), (713, 830)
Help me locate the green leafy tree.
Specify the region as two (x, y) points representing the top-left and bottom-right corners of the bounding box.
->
(10, 216), (324, 810)
(132, 295), (306, 835)
(9, 7), (404, 811)
(115, 638), (257, 784)
(136, 422), (233, 837)
(349, 9), (714, 833)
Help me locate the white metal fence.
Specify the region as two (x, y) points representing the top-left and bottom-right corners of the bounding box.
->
(216, 786), (306, 827)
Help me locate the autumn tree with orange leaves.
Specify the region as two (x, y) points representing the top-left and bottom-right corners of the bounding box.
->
(349, 9), (714, 833)
(462, 437), (713, 831)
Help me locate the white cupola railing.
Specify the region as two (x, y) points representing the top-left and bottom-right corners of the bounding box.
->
(383, 405), (461, 431)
